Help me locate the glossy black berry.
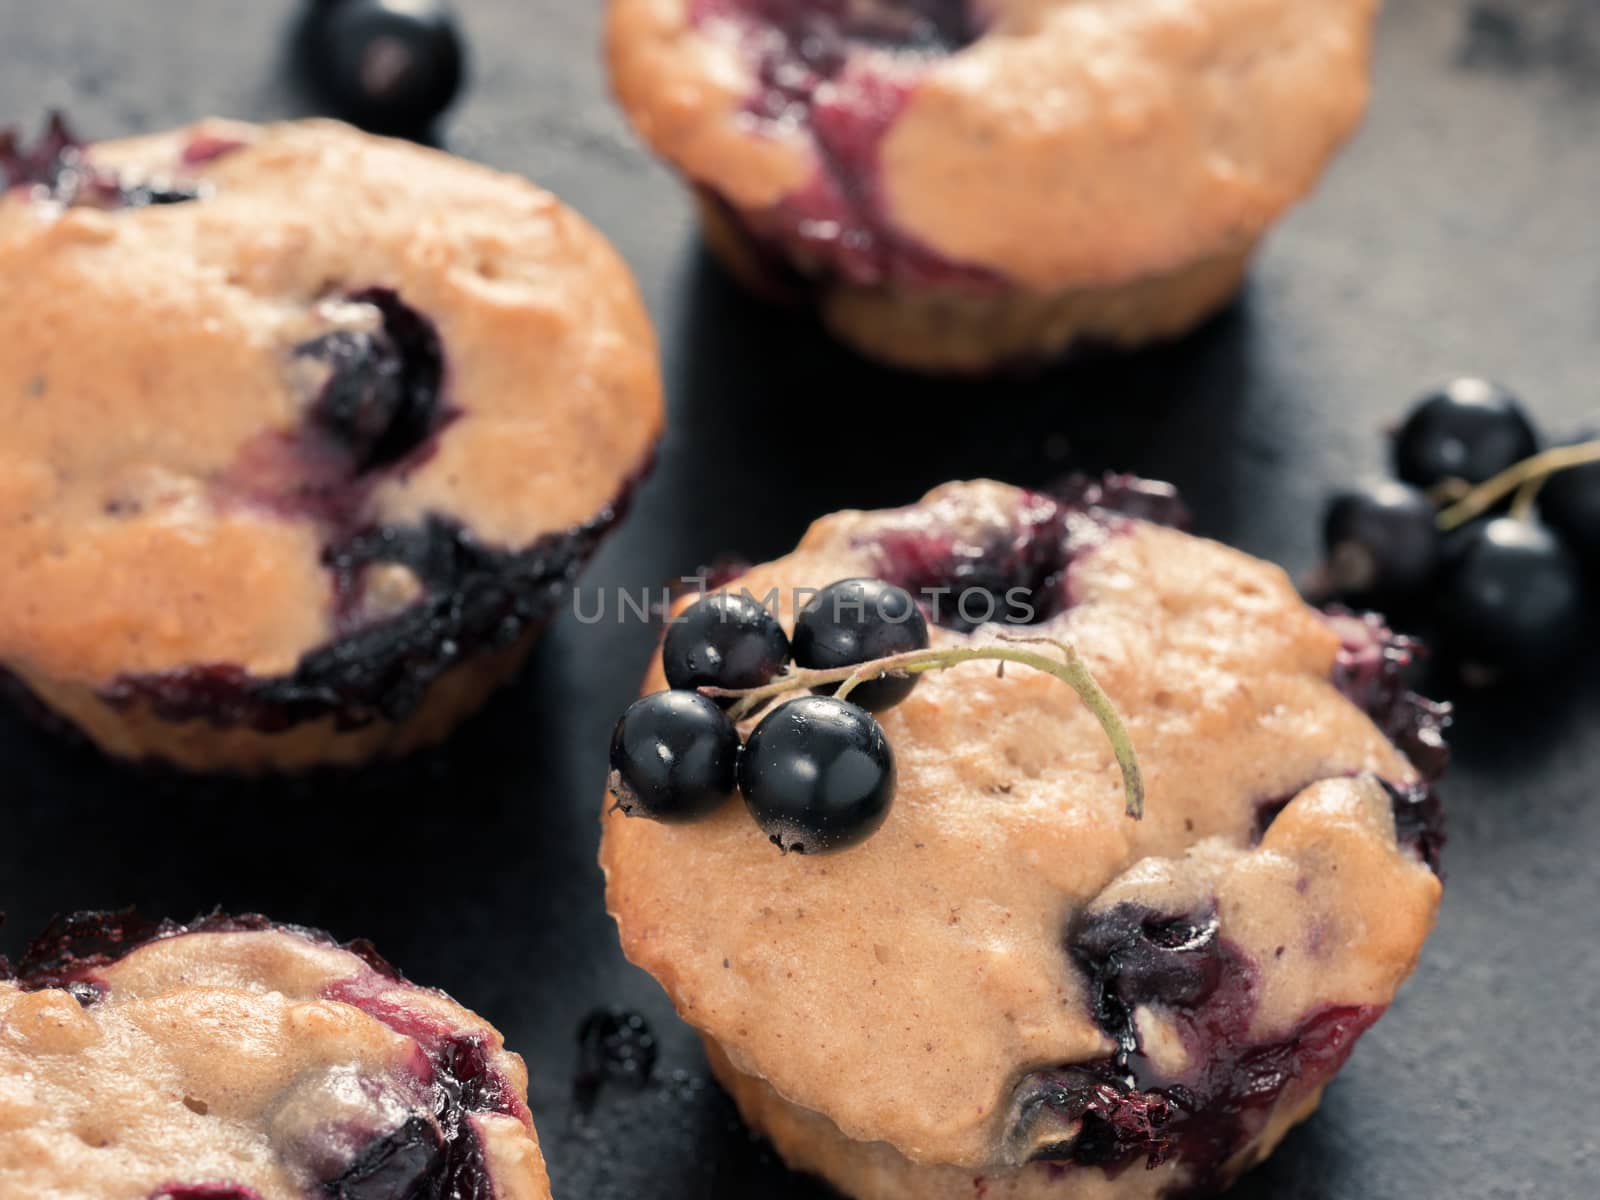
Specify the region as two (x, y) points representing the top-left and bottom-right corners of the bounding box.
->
(1537, 430), (1600, 565)
(1322, 479), (1442, 599)
(792, 578), (929, 711)
(1438, 518), (1585, 675)
(1392, 378), (1539, 488)
(305, 0), (466, 135)
(663, 593), (791, 702)
(739, 696), (895, 854)
(609, 691), (740, 821)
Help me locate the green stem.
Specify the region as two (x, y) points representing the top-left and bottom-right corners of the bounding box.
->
(705, 636), (1145, 820)
(1436, 439), (1600, 531)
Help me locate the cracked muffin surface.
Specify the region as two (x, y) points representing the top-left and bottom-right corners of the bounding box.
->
(0, 913), (550, 1200)
(601, 479), (1445, 1199)
(0, 117), (662, 769)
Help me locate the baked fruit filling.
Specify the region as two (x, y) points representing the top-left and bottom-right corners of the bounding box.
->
(1, 913), (534, 1200)
(0, 115), (205, 208)
(0, 119), (648, 739)
(692, 0), (995, 288)
(1008, 903), (1379, 1187)
(601, 477), (1446, 1197)
(868, 476), (1190, 630)
(96, 280), (636, 732)
(857, 482), (1448, 1189)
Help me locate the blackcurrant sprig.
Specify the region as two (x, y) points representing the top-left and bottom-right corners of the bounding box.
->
(608, 690), (740, 821)
(663, 592), (791, 702)
(739, 695), (895, 854)
(1435, 438), (1600, 532)
(608, 581), (1146, 856)
(1321, 479), (1443, 601)
(792, 578), (930, 711)
(1318, 381), (1600, 683)
(1392, 378), (1539, 489)
(708, 633), (1145, 821)
(1538, 431), (1600, 564)
(1437, 517), (1584, 676)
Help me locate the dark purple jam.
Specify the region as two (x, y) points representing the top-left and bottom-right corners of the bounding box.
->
(692, 0), (992, 288)
(1326, 609), (1452, 781)
(1322, 609), (1450, 872)
(2, 114), (204, 209)
(9, 912), (516, 1200)
(100, 483), (641, 732)
(321, 976), (527, 1200)
(868, 474), (1188, 632)
(85, 284), (651, 735)
(1068, 905), (1231, 1073)
(1010, 901), (1381, 1189)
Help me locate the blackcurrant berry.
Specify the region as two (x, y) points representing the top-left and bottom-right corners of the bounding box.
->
(574, 1009), (657, 1108)
(1392, 378), (1539, 488)
(1438, 518), (1584, 675)
(792, 578), (929, 711)
(304, 0), (466, 135)
(609, 691), (740, 821)
(739, 696), (895, 854)
(663, 592), (791, 702)
(1322, 479), (1442, 600)
(1537, 430), (1600, 566)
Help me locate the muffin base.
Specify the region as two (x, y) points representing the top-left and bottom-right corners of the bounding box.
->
(6, 627), (540, 774)
(705, 1038), (1324, 1200)
(696, 194), (1254, 375)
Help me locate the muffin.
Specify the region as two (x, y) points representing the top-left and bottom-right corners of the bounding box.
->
(606, 0), (1378, 372)
(0, 911), (550, 1199)
(602, 477), (1448, 1199)
(0, 116), (662, 772)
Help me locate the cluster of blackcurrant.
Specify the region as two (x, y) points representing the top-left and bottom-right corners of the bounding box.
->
(1321, 377), (1598, 677)
(608, 579), (1144, 855)
(300, 0), (466, 135)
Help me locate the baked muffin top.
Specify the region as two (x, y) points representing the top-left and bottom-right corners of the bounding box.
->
(0, 913), (549, 1200)
(602, 479), (1444, 1174)
(0, 118), (661, 688)
(608, 0), (1377, 289)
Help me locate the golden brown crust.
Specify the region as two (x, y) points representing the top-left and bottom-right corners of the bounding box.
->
(696, 194), (1254, 372)
(0, 118), (662, 686)
(601, 481), (1441, 1180)
(609, 0), (1377, 290)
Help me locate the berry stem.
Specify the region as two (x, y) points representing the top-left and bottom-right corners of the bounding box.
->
(706, 637), (1146, 820)
(1436, 438), (1600, 530)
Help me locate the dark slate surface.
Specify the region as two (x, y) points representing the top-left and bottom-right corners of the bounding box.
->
(1, 2), (1597, 1197)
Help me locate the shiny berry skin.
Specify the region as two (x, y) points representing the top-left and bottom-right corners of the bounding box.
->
(609, 691), (740, 821)
(1322, 479), (1442, 600)
(739, 696), (895, 854)
(1438, 518), (1585, 674)
(1537, 430), (1600, 565)
(663, 593), (791, 702)
(306, 0), (466, 135)
(1392, 378), (1539, 488)
(792, 578), (930, 711)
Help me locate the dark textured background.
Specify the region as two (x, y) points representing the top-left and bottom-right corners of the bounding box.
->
(2, 2), (1598, 1197)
